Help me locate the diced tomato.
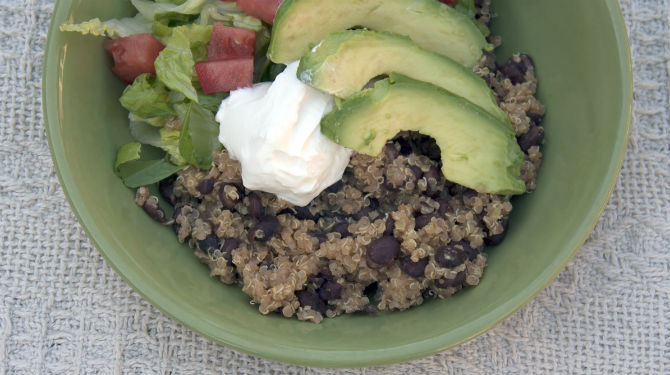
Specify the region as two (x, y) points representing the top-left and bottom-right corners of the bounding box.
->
(195, 58), (254, 94)
(102, 33), (164, 84)
(208, 23), (256, 61)
(439, 0), (458, 6)
(236, 0), (284, 24)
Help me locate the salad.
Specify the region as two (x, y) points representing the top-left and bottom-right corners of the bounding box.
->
(61, 0), (546, 322)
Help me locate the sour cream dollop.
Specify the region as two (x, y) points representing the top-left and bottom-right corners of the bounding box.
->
(215, 61), (352, 206)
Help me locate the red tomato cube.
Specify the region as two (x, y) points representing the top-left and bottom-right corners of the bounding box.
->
(103, 33), (164, 84)
(208, 23), (256, 61)
(439, 0), (458, 6)
(236, 0), (284, 24)
(195, 58), (254, 94)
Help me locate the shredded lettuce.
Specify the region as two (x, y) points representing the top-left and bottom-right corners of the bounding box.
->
(197, 0), (263, 31)
(152, 12), (199, 40)
(120, 74), (175, 119)
(159, 127), (186, 165)
(131, 0), (208, 21)
(59, 14), (152, 38)
(154, 25), (212, 102)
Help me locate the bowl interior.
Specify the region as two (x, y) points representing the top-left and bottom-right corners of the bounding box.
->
(43, 0), (631, 367)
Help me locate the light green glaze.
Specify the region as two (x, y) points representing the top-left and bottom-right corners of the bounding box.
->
(43, 0), (632, 368)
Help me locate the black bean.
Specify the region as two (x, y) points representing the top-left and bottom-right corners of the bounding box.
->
(499, 64), (524, 85)
(172, 205), (184, 236)
(396, 137), (413, 156)
(246, 193), (264, 218)
(519, 53), (535, 71)
(528, 112), (544, 126)
(220, 237), (240, 265)
(196, 178), (215, 195)
(383, 142), (400, 161)
(452, 240), (479, 261)
(435, 271), (466, 289)
(319, 266), (333, 279)
(143, 202), (167, 223)
(198, 234), (220, 255)
(415, 213), (438, 230)
(409, 166), (423, 181)
(462, 188), (478, 203)
(326, 180), (344, 193)
(368, 197), (379, 210)
(400, 256), (429, 278)
(309, 230), (328, 244)
(517, 126), (545, 152)
(435, 242), (469, 268)
(331, 222), (350, 237)
(158, 175), (177, 205)
(437, 199), (452, 215)
(423, 166), (441, 181)
(293, 205), (314, 220)
(218, 184), (240, 209)
(318, 280), (343, 301)
(423, 166), (443, 198)
(354, 206), (372, 220)
(295, 290), (327, 314)
(485, 219), (509, 246)
(247, 216), (280, 242)
(366, 236), (400, 268)
(384, 215), (395, 236)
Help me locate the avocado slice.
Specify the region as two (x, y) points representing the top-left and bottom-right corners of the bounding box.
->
(321, 74), (526, 195)
(298, 30), (508, 124)
(268, 0), (490, 68)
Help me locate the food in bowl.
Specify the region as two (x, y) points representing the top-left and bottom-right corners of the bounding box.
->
(61, 0), (545, 323)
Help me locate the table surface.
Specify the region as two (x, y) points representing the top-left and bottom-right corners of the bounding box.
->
(1, 0), (669, 374)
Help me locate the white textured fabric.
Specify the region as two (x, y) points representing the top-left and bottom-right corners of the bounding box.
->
(1, 0), (668, 373)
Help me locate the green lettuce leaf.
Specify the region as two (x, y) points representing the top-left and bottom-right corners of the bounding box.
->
(197, 0), (262, 31)
(129, 118), (187, 165)
(115, 142), (185, 188)
(178, 102), (220, 169)
(120, 74), (175, 118)
(131, 0), (208, 21)
(119, 159), (186, 188)
(129, 119), (162, 145)
(154, 25), (212, 102)
(197, 91), (227, 112)
(115, 142), (143, 170)
(59, 14), (152, 38)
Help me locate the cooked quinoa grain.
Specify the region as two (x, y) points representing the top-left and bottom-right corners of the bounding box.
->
(134, 0), (545, 322)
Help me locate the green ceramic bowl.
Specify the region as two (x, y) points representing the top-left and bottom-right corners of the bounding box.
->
(43, 0), (632, 368)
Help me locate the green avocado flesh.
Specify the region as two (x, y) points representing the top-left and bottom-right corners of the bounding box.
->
(268, 0), (489, 68)
(321, 74), (526, 195)
(298, 30), (508, 124)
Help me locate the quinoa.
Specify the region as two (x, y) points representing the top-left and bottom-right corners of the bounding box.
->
(134, 0), (546, 322)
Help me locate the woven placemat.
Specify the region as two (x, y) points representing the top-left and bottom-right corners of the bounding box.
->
(1, 0), (668, 373)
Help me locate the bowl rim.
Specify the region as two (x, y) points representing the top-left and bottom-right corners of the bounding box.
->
(42, 0), (633, 368)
